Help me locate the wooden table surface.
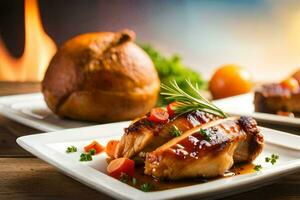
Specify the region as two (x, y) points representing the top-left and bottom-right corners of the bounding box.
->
(0, 82), (299, 200)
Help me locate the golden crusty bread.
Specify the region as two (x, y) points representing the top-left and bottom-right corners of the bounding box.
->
(42, 30), (160, 122)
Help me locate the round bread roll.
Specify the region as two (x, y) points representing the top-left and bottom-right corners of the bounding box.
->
(42, 30), (160, 122)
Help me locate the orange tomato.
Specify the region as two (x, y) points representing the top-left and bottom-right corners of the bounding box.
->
(107, 158), (135, 179)
(280, 77), (299, 92)
(209, 64), (253, 99)
(84, 141), (104, 154)
(105, 140), (119, 158)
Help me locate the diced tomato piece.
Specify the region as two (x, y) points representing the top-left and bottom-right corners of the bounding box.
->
(147, 108), (169, 123)
(107, 158), (135, 179)
(84, 141), (104, 154)
(280, 77), (299, 92)
(105, 140), (119, 158)
(166, 102), (179, 117)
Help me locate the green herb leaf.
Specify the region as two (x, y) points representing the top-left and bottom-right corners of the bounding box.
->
(79, 153), (92, 162)
(119, 173), (129, 183)
(161, 79), (227, 118)
(140, 44), (206, 106)
(89, 149), (96, 155)
(144, 120), (154, 127)
(140, 183), (153, 192)
(66, 146), (77, 153)
(170, 125), (181, 137)
(254, 164), (262, 171)
(199, 128), (212, 142)
(133, 157), (144, 165)
(265, 154), (279, 165)
(271, 154), (279, 160)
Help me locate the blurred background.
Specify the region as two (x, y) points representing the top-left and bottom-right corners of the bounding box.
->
(1, 0), (300, 82)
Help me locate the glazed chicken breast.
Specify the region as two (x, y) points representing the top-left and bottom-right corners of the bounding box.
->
(115, 110), (221, 158)
(107, 78), (264, 182)
(144, 116), (264, 180)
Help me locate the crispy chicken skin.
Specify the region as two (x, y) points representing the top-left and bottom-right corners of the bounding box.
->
(144, 117), (264, 180)
(115, 111), (220, 158)
(234, 116), (264, 162)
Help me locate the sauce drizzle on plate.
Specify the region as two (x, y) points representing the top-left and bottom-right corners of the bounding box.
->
(120, 163), (255, 191)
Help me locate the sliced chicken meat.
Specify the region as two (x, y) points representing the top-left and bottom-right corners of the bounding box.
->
(115, 110), (221, 158)
(144, 116), (264, 180)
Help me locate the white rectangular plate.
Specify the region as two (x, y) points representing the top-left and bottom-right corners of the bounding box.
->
(213, 93), (300, 127)
(17, 122), (300, 200)
(1, 92), (300, 132)
(0, 93), (94, 131)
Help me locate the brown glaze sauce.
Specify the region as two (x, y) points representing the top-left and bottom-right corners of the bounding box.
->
(125, 110), (219, 136)
(122, 163), (255, 191)
(165, 120), (245, 160)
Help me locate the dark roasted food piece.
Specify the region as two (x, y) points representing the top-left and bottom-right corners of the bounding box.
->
(115, 111), (220, 158)
(254, 83), (300, 115)
(144, 116), (263, 180)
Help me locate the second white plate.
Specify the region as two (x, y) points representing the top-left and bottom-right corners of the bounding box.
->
(213, 93), (300, 128)
(0, 93), (94, 131)
(1, 92), (300, 132)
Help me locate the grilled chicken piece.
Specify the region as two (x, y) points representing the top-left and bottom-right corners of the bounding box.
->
(115, 111), (220, 158)
(144, 116), (263, 180)
(233, 116), (264, 162)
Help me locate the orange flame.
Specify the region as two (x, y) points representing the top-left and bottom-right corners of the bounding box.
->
(0, 0), (57, 81)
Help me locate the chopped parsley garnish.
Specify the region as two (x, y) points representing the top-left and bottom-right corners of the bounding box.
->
(265, 154), (279, 165)
(144, 120), (154, 127)
(66, 146), (77, 153)
(119, 173), (129, 183)
(133, 156), (144, 165)
(79, 153), (92, 161)
(140, 183), (153, 192)
(199, 128), (211, 142)
(119, 174), (137, 186)
(89, 149), (96, 155)
(254, 164), (262, 171)
(79, 148), (99, 162)
(170, 125), (181, 137)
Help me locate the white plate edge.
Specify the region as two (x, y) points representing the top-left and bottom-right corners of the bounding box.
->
(16, 123), (300, 200)
(16, 135), (300, 200)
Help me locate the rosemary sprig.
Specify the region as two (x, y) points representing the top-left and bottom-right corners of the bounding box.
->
(161, 80), (227, 118)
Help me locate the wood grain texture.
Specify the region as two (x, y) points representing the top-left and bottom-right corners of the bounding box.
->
(0, 116), (38, 157)
(0, 158), (299, 200)
(0, 158), (113, 200)
(0, 82), (40, 96)
(0, 82), (299, 200)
